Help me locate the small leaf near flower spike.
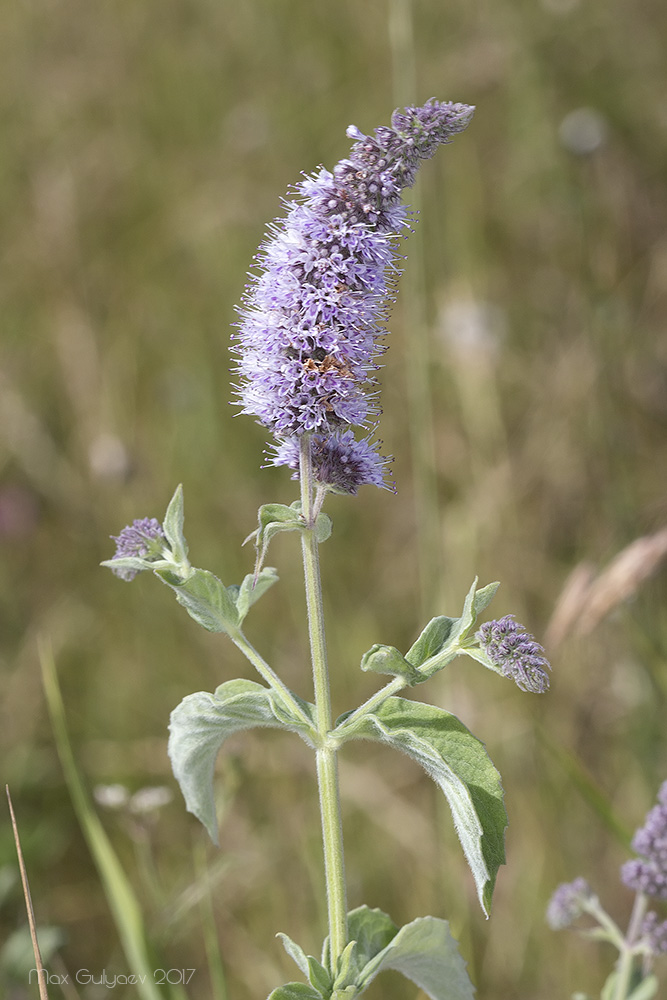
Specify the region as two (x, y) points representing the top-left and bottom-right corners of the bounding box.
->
(231, 567), (280, 624)
(162, 484), (188, 561)
(360, 644), (421, 685)
(266, 985), (324, 1000)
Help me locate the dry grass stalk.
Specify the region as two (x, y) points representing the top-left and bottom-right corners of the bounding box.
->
(546, 528), (667, 647)
(6, 785), (50, 1000)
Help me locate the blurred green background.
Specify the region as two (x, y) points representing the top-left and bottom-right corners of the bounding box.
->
(1, 0), (666, 997)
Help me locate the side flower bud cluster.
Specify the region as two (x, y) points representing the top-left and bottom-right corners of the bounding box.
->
(109, 518), (168, 581)
(476, 615), (551, 693)
(233, 99), (474, 493)
(546, 878), (596, 930)
(621, 781), (667, 900)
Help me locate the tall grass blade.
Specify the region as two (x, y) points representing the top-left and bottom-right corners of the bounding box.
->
(39, 639), (186, 1000)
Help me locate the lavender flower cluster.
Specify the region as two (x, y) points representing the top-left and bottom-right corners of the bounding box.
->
(476, 615), (551, 693)
(621, 781), (667, 902)
(109, 518), (166, 581)
(233, 100), (474, 494)
(546, 877), (595, 930)
(548, 781), (667, 957)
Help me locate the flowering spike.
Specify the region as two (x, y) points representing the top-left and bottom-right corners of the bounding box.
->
(109, 518), (167, 581)
(546, 878), (595, 929)
(475, 615), (551, 693)
(620, 780), (667, 900)
(233, 100), (474, 489)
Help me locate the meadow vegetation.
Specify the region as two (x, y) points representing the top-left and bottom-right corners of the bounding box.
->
(1, 0), (666, 997)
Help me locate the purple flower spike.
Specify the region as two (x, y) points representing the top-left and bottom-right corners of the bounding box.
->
(271, 430), (393, 495)
(476, 615), (551, 693)
(233, 100), (474, 479)
(110, 518), (166, 581)
(621, 781), (667, 901)
(546, 878), (595, 929)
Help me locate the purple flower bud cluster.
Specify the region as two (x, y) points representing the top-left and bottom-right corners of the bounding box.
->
(272, 430), (392, 496)
(234, 100), (474, 491)
(641, 911), (667, 955)
(621, 781), (667, 901)
(476, 615), (551, 693)
(110, 518), (166, 581)
(546, 878), (595, 929)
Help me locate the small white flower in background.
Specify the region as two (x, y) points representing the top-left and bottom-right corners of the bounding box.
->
(129, 786), (174, 815)
(559, 107), (608, 155)
(93, 784), (130, 810)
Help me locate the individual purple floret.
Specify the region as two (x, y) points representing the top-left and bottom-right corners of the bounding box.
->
(110, 518), (166, 581)
(476, 615), (551, 693)
(271, 430), (393, 495)
(620, 781), (667, 900)
(233, 100), (474, 489)
(641, 911), (667, 955)
(546, 878), (595, 929)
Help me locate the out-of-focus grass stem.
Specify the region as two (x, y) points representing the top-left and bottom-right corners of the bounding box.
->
(389, 0), (440, 617)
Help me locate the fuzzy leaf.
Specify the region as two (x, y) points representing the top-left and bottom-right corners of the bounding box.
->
(168, 679), (316, 843)
(360, 645), (421, 685)
(277, 933), (310, 978)
(161, 568), (240, 634)
(472, 581), (499, 617)
(405, 618), (458, 668)
(162, 484), (188, 559)
(358, 915), (475, 1000)
(340, 698), (506, 915)
(314, 513), (333, 543)
(266, 985), (323, 1000)
(627, 976), (659, 1000)
(233, 567), (280, 623)
(401, 579), (500, 683)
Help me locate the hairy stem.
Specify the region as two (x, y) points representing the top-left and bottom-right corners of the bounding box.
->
(230, 631), (313, 729)
(299, 436), (348, 968)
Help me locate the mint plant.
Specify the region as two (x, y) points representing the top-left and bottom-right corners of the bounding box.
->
(547, 782), (667, 1000)
(103, 101), (551, 1000)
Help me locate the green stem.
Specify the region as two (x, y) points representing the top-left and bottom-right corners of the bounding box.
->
(335, 675), (407, 737)
(299, 436), (348, 969)
(612, 892), (648, 1000)
(230, 631), (313, 730)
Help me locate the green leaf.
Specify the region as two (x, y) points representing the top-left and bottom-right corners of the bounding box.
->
(100, 555), (158, 575)
(314, 512), (333, 543)
(277, 932), (332, 994)
(360, 645), (421, 685)
(233, 567), (280, 623)
(267, 984), (324, 1000)
(346, 906), (399, 969)
(162, 483), (188, 559)
(332, 939), (361, 988)
(627, 976), (659, 1000)
(168, 679), (316, 843)
(306, 959), (333, 997)
(473, 581), (499, 617)
(400, 579), (500, 683)
(405, 618), (458, 668)
(161, 568), (240, 634)
(342, 698), (506, 915)
(358, 916), (475, 1000)
(277, 933), (310, 978)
